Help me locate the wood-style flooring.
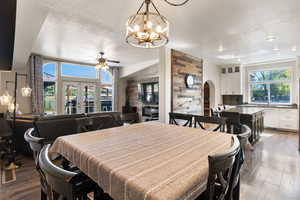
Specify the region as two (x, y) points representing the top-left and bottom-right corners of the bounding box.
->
(0, 130), (299, 200)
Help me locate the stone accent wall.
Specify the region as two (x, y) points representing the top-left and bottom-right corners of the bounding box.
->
(171, 49), (203, 114)
(127, 77), (159, 120)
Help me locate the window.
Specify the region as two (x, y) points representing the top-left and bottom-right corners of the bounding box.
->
(61, 63), (97, 79)
(141, 82), (159, 104)
(249, 69), (292, 104)
(43, 63), (57, 114)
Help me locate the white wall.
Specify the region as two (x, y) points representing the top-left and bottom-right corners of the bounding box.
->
(203, 60), (222, 108)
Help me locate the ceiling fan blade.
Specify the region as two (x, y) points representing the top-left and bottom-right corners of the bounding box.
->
(107, 59), (120, 64)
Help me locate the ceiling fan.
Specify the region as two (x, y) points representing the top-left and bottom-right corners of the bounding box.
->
(95, 52), (120, 70)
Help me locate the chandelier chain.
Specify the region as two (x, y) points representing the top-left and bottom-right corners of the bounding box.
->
(163, 0), (190, 6)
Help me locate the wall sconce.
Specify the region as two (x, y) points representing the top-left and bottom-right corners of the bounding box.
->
(0, 91), (12, 105)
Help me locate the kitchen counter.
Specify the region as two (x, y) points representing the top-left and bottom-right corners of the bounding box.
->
(224, 107), (265, 115)
(238, 104), (298, 109)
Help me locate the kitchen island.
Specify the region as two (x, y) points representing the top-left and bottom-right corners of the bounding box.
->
(222, 107), (265, 144)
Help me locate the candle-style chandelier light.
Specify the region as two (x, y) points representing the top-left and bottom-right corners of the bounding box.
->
(126, 0), (190, 48)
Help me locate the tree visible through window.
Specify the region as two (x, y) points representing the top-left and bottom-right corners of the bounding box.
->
(249, 69), (291, 104)
(43, 63), (57, 114)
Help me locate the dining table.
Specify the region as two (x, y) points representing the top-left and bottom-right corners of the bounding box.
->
(50, 121), (233, 200)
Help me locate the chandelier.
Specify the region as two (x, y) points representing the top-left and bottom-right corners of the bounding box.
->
(126, 0), (190, 48)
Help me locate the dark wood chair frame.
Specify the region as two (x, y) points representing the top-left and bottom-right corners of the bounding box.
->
(169, 112), (193, 127)
(194, 116), (227, 132)
(204, 136), (240, 200)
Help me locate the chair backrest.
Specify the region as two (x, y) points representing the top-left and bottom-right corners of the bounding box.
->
(237, 125), (251, 152)
(76, 115), (115, 132)
(206, 136), (240, 200)
(24, 128), (46, 161)
(194, 116), (226, 132)
(35, 118), (80, 141)
(211, 108), (220, 118)
(221, 112), (242, 134)
(39, 144), (78, 200)
(169, 112), (193, 127)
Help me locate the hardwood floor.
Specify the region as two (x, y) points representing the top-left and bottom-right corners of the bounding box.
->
(240, 130), (300, 200)
(0, 130), (299, 200)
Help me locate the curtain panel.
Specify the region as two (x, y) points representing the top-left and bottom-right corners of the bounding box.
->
(111, 67), (120, 112)
(30, 55), (44, 114)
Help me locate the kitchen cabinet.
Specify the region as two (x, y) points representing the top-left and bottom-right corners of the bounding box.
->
(264, 108), (298, 131)
(220, 70), (242, 95)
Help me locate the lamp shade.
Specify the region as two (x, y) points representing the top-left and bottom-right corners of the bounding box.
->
(0, 91), (12, 105)
(8, 102), (18, 113)
(21, 87), (32, 97)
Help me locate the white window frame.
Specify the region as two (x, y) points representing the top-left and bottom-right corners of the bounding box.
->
(248, 67), (293, 105)
(42, 60), (113, 114)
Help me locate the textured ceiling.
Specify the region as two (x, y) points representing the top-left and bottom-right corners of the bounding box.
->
(31, 0), (300, 67)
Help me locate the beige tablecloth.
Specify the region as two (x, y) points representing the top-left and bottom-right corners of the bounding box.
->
(51, 122), (233, 200)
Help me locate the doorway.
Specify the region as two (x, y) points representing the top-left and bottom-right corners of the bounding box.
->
(204, 82), (210, 116)
(63, 82), (97, 114)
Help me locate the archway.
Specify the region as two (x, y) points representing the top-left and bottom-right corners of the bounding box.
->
(204, 80), (215, 116)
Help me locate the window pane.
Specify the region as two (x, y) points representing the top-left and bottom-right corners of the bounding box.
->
(43, 63), (56, 81)
(270, 83), (291, 103)
(250, 69), (291, 82)
(250, 84), (268, 103)
(61, 63), (97, 79)
(269, 70), (291, 81)
(100, 85), (112, 112)
(100, 70), (112, 83)
(44, 82), (56, 114)
(250, 71), (270, 82)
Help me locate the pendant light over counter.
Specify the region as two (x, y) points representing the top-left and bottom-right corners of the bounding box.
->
(126, 0), (190, 49)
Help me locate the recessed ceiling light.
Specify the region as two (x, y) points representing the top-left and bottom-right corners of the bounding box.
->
(237, 58), (241, 62)
(266, 34), (276, 42)
(273, 46), (280, 51)
(291, 46), (297, 52)
(218, 45), (224, 52)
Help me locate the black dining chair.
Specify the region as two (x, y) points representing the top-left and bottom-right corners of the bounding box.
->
(194, 116), (226, 132)
(39, 144), (103, 200)
(169, 112), (193, 127)
(220, 112), (242, 134)
(197, 136), (240, 200)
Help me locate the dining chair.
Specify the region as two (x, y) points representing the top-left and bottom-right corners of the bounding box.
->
(211, 108), (220, 117)
(197, 136), (240, 200)
(194, 116), (226, 132)
(24, 128), (50, 200)
(169, 112), (193, 127)
(227, 138), (245, 200)
(39, 144), (103, 200)
(220, 112), (242, 134)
